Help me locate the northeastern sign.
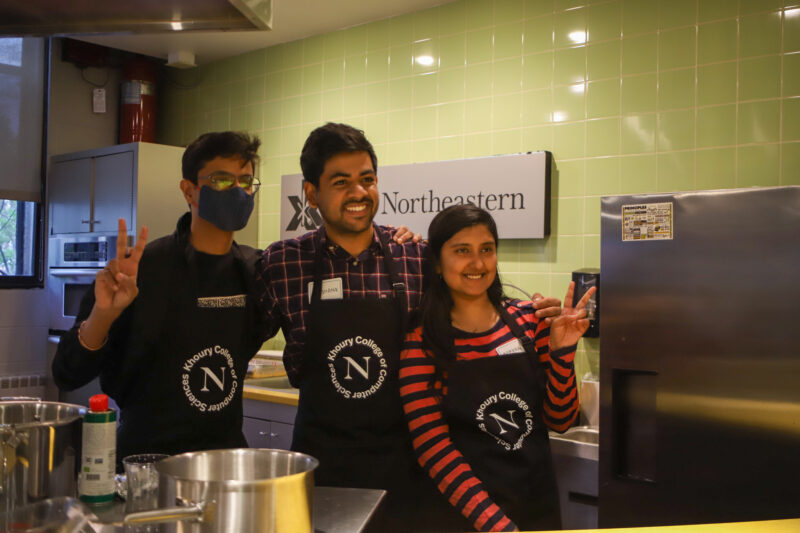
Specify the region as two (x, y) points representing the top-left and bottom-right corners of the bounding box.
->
(280, 151), (551, 240)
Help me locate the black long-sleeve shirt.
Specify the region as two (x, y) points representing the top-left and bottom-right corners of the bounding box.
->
(52, 213), (274, 458)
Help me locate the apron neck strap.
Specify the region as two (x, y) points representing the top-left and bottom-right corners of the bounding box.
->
(497, 302), (544, 380)
(310, 231), (327, 306)
(376, 229), (409, 343)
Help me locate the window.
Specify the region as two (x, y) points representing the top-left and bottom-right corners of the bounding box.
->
(0, 37), (46, 287)
(0, 200), (38, 276)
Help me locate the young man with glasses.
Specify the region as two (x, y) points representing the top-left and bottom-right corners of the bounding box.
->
(52, 131), (271, 462)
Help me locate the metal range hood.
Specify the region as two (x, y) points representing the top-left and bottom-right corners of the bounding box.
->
(0, 0), (272, 36)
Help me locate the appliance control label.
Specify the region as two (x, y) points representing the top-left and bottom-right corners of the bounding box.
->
(622, 202), (673, 241)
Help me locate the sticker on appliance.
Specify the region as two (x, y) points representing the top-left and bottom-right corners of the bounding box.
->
(621, 202), (673, 241)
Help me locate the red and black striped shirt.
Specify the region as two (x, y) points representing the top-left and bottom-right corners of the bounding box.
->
(399, 300), (579, 532)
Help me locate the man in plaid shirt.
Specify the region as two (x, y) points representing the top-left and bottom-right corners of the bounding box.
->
(254, 123), (560, 530)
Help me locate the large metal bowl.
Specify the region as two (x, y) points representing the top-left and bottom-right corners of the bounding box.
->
(0, 401), (86, 515)
(124, 448), (319, 533)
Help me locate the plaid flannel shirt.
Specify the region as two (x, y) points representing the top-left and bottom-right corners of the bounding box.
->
(255, 224), (427, 386)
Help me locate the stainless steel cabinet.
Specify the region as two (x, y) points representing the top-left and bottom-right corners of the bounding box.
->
(48, 142), (185, 239)
(50, 150), (134, 234)
(550, 427), (599, 529)
(49, 157), (95, 233)
(93, 151), (134, 233)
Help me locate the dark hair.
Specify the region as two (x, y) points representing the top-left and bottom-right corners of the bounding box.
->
(300, 123), (378, 187)
(182, 131), (261, 183)
(418, 204), (505, 377)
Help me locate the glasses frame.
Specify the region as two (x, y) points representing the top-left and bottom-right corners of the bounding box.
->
(198, 172), (261, 194)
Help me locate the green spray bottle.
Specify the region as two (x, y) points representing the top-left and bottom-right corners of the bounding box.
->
(79, 394), (116, 504)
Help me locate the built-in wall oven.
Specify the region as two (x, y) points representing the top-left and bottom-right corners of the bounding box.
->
(46, 235), (117, 332)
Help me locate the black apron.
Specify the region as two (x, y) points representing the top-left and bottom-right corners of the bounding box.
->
(422, 304), (561, 531)
(291, 230), (417, 530)
(117, 247), (250, 461)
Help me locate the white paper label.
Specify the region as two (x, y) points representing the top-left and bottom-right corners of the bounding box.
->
(92, 88), (106, 113)
(79, 420), (116, 497)
(496, 338), (525, 355)
(308, 277), (344, 303)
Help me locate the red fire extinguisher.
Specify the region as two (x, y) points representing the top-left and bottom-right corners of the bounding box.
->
(120, 57), (157, 143)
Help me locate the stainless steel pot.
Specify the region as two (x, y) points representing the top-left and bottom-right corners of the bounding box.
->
(124, 448), (318, 533)
(0, 401), (85, 516)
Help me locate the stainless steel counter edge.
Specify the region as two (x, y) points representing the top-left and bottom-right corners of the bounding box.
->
(88, 486), (386, 533)
(549, 433), (599, 461)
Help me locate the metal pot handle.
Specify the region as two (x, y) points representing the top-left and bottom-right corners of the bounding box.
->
(123, 499), (216, 527)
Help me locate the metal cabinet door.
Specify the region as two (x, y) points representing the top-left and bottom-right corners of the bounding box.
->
(269, 421), (293, 450)
(242, 416), (272, 448)
(50, 158), (92, 233)
(93, 151), (134, 233)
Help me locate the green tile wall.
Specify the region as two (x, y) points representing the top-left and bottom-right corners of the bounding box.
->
(160, 0), (800, 369)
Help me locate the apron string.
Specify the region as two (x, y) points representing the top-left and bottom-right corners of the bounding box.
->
(497, 302), (546, 383)
(375, 229), (408, 344)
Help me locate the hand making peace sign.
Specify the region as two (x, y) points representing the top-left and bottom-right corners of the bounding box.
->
(94, 219), (148, 319)
(549, 281), (596, 350)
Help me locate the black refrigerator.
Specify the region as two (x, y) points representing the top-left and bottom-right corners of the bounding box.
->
(599, 186), (800, 527)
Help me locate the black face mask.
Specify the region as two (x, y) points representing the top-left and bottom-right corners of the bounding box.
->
(197, 186), (254, 232)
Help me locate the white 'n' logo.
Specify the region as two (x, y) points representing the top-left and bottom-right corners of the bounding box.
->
(200, 367), (226, 392)
(343, 356), (371, 380)
(489, 410), (519, 434)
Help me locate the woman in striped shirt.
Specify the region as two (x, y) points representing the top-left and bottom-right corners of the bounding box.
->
(399, 204), (595, 532)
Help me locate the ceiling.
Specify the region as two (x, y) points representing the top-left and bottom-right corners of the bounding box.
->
(71, 0), (455, 67)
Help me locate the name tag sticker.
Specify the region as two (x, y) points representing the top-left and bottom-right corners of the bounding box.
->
(496, 338), (525, 356)
(308, 278), (344, 303)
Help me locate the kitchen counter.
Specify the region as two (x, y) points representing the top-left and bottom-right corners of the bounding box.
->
(89, 486), (385, 532)
(243, 353), (299, 406)
(243, 382), (299, 406)
(549, 518), (800, 533)
(87, 504), (800, 532)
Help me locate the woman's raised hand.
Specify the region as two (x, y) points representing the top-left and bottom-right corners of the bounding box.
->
(94, 218), (148, 319)
(549, 282), (596, 350)
(531, 292), (562, 325)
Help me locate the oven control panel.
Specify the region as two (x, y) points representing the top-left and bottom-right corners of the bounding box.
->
(63, 241), (109, 263)
(48, 235), (120, 268)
